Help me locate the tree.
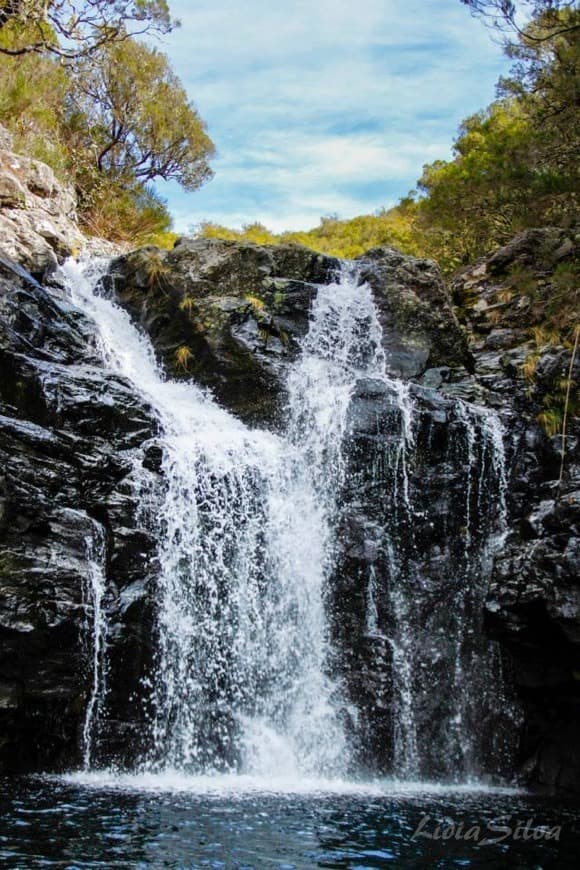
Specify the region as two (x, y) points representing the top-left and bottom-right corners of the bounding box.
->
(414, 101), (540, 265)
(409, 4), (578, 269)
(0, 4), (215, 244)
(460, 1), (579, 43)
(496, 6), (579, 217)
(70, 37), (215, 191)
(498, 6), (580, 118)
(0, 0), (174, 57)
(0, 44), (69, 171)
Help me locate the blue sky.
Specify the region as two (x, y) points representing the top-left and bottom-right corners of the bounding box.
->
(154, 0), (510, 233)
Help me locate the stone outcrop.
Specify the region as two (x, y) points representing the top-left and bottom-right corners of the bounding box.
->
(0, 255), (161, 771)
(357, 247), (472, 378)
(448, 228), (580, 792)
(0, 124), (124, 279)
(109, 238), (470, 425)
(0, 137), (83, 277)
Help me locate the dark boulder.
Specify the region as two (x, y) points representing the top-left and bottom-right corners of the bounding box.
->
(357, 247), (473, 378)
(108, 238), (338, 426)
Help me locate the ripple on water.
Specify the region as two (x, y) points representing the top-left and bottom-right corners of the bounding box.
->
(1, 776), (578, 870)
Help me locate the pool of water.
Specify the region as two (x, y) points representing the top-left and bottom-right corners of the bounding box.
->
(1, 774), (578, 869)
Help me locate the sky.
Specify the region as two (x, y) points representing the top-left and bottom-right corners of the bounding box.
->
(154, 0), (510, 234)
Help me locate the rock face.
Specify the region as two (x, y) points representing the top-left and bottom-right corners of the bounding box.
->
(109, 238), (470, 425)
(0, 136), (83, 277)
(357, 247), (473, 378)
(0, 124), (124, 279)
(449, 228), (580, 793)
(331, 379), (518, 781)
(0, 195), (578, 795)
(0, 255), (162, 771)
(108, 239), (338, 424)
(108, 232), (579, 790)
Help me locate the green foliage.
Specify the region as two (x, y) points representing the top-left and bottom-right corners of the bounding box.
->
(74, 175), (173, 243)
(415, 7), (579, 269)
(0, 1), (174, 58)
(147, 231), (179, 249)
(0, 11), (214, 245)
(197, 205), (421, 261)
(415, 100), (541, 267)
(71, 38), (214, 190)
(201, 221), (278, 246)
(0, 42), (69, 171)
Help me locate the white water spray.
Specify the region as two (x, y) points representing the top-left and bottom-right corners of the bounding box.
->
(62, 259), (348, 778)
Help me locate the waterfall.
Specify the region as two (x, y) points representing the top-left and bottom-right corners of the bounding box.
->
(62, 259), (348, 778)
(82, 526), (108, 770)
(291, 266), (515, 782)
(284, 266), (421, 777)
(61, 257), (515, 784)
(349, 392), (513, 781)
(286, 266), (387, 529)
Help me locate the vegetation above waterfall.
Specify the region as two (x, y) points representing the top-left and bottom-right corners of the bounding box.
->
(0, 2), (576, 342)
(0, 1), (214, 242)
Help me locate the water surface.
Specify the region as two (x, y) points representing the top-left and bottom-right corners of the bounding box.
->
(1, 775), (578, 869)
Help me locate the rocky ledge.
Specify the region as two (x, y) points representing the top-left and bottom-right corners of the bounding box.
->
(0, 124), (124, 279)
(108, 238), (469, 424)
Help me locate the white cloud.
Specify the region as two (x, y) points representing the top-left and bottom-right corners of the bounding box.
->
(153, 0), (509, 231)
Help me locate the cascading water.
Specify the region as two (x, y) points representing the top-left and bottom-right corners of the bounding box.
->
(284, 266), (421, 777)
(341, 387), (515, 781)
(81, 527), (108, 770)
(61, 257), (516, 784)
(63, 259), (347, 779)
(284, 265), (516, 782)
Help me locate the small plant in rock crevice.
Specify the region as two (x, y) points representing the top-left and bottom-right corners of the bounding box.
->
(174, 345), (193, 372)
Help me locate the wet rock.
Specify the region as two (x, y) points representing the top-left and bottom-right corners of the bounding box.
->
(108, 238), (337, 425)
(0, 215), (578, 795)
(450, 228), (580, 793)
(357, 247), (473, 377)
(0, 255), (161, 772)
(110, 239), (474, 424)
